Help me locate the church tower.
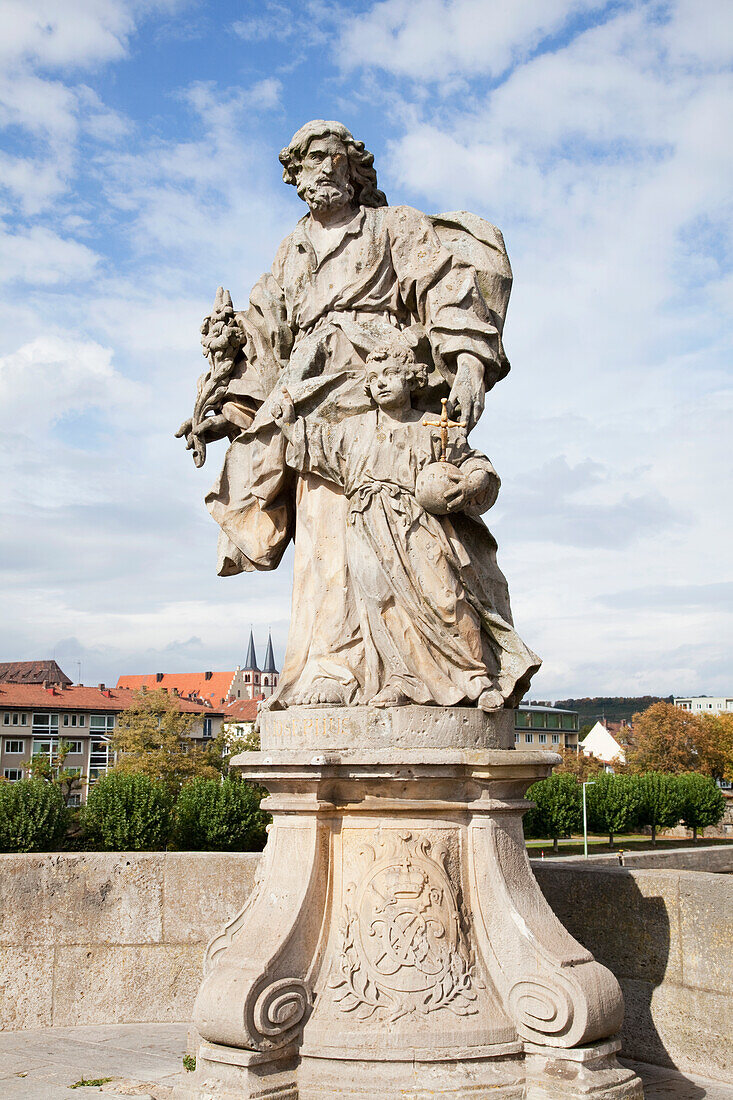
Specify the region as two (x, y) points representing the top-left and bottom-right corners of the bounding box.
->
(261, 631), (279, 698)
(242, 630), (260, 699)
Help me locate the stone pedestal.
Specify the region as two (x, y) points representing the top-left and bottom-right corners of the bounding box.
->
(175, 707), (642, 1099)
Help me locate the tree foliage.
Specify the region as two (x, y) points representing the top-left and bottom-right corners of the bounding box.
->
(172, 776), (269, 851)
(82, 772), (173, 850)
(627, 702), (730, 779)
(0, 778), (68, 853)
(525, 773), (581, 852)
(553, 747), (606, 781)
(25, 739), (84, 806)
(677, 773), (726, 840)
(699, 712), (733, 783)
(587, 774), (642, 846)
(635, 772), (683, 845)
(111, 689), (220, 793)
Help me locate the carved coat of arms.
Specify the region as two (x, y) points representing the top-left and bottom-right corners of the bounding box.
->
(329, 831), (479, 1022)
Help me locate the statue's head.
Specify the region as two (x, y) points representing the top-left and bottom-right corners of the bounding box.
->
(280, 120), (387, 213)
(365, 331), (428, 410)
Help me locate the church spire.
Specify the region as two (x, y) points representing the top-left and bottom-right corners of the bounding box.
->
(263, 631), (277, 673)
(243, 629), (259, 671)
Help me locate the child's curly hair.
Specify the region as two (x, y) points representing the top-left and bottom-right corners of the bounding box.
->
(365, 334), (428, 394)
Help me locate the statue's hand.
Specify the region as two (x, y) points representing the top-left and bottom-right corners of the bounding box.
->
(270, 387), (297, 428)
(441, 466), (468, 513)
(447, 353), (485, 432)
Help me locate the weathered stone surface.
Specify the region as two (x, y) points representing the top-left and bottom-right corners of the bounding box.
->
(0, 853), (164, 946)
(162, 852), (260, 946)
(53, 945), (204, 1027)
(534, 865), (683, 985)
(0, 947), (54, 1029)
(260, 703), (515, 751)
(678, 871), (733, 992)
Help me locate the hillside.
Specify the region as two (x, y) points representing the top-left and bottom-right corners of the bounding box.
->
(553, 696), (673, 727)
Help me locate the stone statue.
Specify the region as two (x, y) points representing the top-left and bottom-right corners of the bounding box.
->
(176, 122), (642, 1100)
(177, 119), (540, 712)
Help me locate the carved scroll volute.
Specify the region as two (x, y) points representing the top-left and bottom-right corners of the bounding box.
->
(467, 816), (624, 1048)
(192, 817), (327, 1052)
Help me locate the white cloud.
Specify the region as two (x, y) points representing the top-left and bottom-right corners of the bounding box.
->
(339, 0), (606, 81)
(0, 224), (100, 284)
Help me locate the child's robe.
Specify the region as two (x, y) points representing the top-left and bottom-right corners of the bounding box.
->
(284, 410), (540, 708)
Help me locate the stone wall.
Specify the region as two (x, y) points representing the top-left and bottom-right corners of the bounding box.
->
(534, 861), (733, 1081)
(1, 851), (731, 1082)
(532, 843), (733, 872)
(0, 852), (259, 1031)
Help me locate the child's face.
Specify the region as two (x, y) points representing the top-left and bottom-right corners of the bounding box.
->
(366, 358), (411, 410)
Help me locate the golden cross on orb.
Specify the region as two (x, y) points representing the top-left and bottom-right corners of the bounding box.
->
(422, 399), (466, 462)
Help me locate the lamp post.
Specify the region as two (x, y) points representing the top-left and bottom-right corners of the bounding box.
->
(582, 780), (596, 859)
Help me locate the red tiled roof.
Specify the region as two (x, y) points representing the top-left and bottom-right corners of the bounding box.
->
(0, 683), (225, 715)
(0, 660), (72, 686)
(224, 696), (263, 722)
(116, 671), (236, 705)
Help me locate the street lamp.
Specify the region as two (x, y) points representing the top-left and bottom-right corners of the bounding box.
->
(582, 780), (596, 859)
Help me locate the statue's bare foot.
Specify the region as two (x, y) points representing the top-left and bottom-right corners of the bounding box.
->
(478, 688), (504, 712)
(291, 680), (344, 705)
(370, 686), (409, 708)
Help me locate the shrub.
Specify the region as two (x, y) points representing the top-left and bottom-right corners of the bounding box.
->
(678, 772), (726, 841)
(0, 779), (68, 853)
(525, 773), (581, 852)
(173, 776), (269, 851)
(587, 773), (642, 846)
(634, 772), (683, 846)
(82, 772), (173, 850)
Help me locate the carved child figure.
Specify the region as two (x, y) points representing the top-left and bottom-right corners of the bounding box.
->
(271, 333), (539, 710)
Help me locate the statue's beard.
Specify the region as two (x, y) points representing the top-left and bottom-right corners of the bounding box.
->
(301, 177), (354, 212)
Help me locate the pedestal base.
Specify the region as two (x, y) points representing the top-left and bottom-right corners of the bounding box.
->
(175, 708), (642, 1099)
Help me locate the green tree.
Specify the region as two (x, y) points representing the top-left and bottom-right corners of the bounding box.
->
(111, 689), (220, 794)
(82, 772), (172, 851)
(173, 776), (269, 851)
(677, 773), (726, 841)
(0, 778), (68, 852)
(587, 773), (641, 847)
(525, 774), (581, 853)
(554, 747), (606, 782)
(634, 772), (683, 846)
(25, 739), (85, 806)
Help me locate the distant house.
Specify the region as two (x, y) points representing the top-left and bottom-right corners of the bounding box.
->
(0, 682), (224, 804)
(513, 704), (579, 750)
(223, 696), (263, 743)
(580, 721), (626, 769)
(674, 695), (733, 716)
(0, 660), (72, 687)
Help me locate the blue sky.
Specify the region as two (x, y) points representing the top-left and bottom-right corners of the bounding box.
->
(0, 0), (731, 697)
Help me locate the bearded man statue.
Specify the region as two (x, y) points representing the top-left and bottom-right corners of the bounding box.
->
(177, 119), (539, 709)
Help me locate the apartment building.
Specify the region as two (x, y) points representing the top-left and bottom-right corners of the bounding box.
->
(0, 682), (225, 804)
(513, 704), (579, 750)
(674, 695), (733, 715)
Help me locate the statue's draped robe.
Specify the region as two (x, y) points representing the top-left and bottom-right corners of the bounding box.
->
(206, 203), (534, 706)
(283, 411), (540, 707)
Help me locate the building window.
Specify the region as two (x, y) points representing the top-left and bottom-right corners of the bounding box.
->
(33, 713), (59, 730)
(514, 732), (520, 744)
(4, 712), (26, 726)
(515, 710), (529, 728)
(561, 714), (576, 731)
(547, 714), (560, 729)
(525, 733), (533, 743)
(539, 733), (547, 744)
(89, 738), (111, 782)
(67, 793), (82, 807)
(263, 677), (268, 686)
(4, 740), (25, 754)
(2, 714), (7, 725)
(203, 717), (212, 739)
(32, 738), (55, 757)
(62, 714), (80, 727)
(64, 740), (83, 755)
(3, 768), (23, 782)
(90, 714), (115, 732)
(552, 734), (560, 744)
(530, 712), (546, 729)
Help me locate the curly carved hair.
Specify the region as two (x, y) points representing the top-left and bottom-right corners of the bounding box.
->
(279, 120), (388, 209)
(365, 336), (428, 394)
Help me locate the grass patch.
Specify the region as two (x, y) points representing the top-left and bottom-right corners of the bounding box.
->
(526, 834), (733, 858)
(183, 1053), (196, 1072)
(69, 1077), (114, 1088)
